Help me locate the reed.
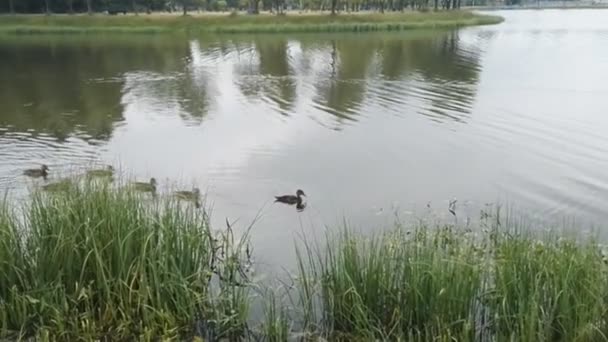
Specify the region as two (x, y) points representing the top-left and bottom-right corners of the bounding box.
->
(293, 222), (608, 340)
(0, 182), (251, 340)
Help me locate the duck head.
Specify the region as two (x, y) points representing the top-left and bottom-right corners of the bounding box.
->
(150, 178), (158, 187)
(296, 189), (306, 197)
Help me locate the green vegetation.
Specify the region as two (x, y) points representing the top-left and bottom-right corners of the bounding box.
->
(0, 12), (503, 34)
(292, 222), (608, 340)
(0, 181), (251, 340)
(3, 182), (606, 340)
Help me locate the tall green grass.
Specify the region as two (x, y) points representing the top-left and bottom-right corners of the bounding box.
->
(0, 182), (250, 340)
(490, 234), (607, 341)
(293, 222), (608, 340)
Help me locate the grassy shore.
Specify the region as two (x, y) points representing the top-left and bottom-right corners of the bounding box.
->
(0, 11), (503, 34)
(2, 182), (607, 340)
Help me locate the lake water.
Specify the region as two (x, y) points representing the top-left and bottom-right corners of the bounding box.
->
(1, 9), (608, 268)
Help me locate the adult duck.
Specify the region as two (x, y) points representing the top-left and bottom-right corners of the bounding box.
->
(275, 189), (306, 205)
(23, 165), (49, 179)
(132, 178), (157, 193)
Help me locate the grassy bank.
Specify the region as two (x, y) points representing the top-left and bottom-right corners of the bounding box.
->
(2, 182), (608, 340)
(0, 11), (503, 34)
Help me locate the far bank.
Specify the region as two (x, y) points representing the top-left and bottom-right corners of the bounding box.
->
(0, 11), (503, 34)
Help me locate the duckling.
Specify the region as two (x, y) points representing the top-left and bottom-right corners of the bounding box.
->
(87, 165), (114, 178)
(42, 179), (73, 192)
(23, 165), (49, 179)
(175, 187), (202, 208)
(274, 189), (306, 205)
(175, 187), (201, 202)
(132, 178), (157, 193)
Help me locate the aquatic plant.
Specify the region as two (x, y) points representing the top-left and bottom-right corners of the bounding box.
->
(0, 182), (251, 340)
(291, 220), (608, 340)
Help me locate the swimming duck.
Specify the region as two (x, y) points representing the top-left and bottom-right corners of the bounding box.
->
(42, 179), (73, 192)
(275, 189), (306, 205)
(87, 165), (114, 178)
(175, 187), (201, 208)
(132, 178), (157, 193)
(23, 165), (49, 179)
(175, 187), (201, 202)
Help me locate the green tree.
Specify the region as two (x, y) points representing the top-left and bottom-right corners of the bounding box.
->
(217, 0), (227, 10)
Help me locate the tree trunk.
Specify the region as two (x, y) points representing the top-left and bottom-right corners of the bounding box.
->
(67, 0), (74, 14)
(331, 0), (337, 14)
(9, 0), (15, 14)
(249, 0), (259, 13)
(132, 0), (139, 14)
(434, 0), (437, 10)
(44, 0), (51, 14)
(86, 0), (92, 14)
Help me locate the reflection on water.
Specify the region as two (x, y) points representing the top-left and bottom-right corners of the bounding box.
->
(2, 10), (608, 268)
(0, 32), (481, 140)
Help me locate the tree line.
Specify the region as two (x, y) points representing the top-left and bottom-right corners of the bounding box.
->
(2, 0), (189, 14)
(0, 0), (465, 15)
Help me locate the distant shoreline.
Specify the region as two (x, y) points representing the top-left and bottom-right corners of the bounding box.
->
(0, 11), (503, 34)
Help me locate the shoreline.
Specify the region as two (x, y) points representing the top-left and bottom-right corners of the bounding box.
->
(0, 11), (503, 34)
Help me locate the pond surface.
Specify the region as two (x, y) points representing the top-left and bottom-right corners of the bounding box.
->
(1, 9), (608, 267)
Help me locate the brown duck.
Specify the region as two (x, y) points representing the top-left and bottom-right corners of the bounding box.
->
(23, 165), (49, 179)
(275, 189), (306, 205)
